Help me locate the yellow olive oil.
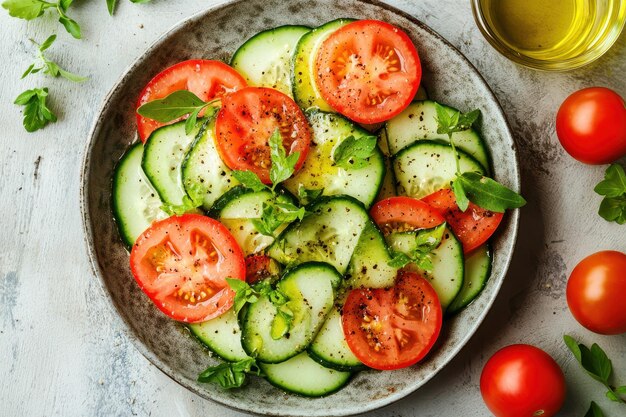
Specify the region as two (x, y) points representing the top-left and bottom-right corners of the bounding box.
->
(478, 0), (622, 61)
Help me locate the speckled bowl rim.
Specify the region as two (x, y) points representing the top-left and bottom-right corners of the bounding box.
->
(80, 1), (520, 415)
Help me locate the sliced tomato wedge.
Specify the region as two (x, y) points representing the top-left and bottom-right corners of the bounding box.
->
(315, 20), (421, 124)
(245, 254), (280, 284)
(342, 271), (442, 370)
(370, 196), (445, 234)
(215, 87), (311, 184)
(136, 59), (247, 142)
(129, 214), (246, 323)
(422, 188), (503, 253)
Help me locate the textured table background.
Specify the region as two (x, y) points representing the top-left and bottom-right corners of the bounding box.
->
(1, 1), (625, 416)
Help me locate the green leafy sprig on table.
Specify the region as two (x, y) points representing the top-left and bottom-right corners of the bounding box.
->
(22, 34), (87, 82)
(584, 402), (605, 417)
(434, 103), (526, 212)
(594, 164), (626, 224)
(14, 87), (57, 132)
(2, 0), (82, 39)
(388, 222), (446, 270)
(332, 134), (377, 169)
(106, 0), (151, 16)
(564, 335), (626, 406)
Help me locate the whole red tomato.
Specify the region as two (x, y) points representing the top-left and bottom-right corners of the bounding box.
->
(480, 345), (566, 417)
(556, 87), (626, 164)
(566, 250), (626, 335)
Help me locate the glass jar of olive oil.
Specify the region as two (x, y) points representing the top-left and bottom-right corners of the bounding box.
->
(472, 0), (626, 70)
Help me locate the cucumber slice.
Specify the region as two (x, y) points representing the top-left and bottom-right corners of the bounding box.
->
(182, 118), (238, 211)
(447, 243), (492, 314)
(241, 262), (341, 363)
(142, 120), (200, 206)
(112, 142), (168, 247)
(345, 220), (397, 289)
(188, 308), (249, 362)
(292, 18), (354, 110)
(267, 196), (369, 275)
(231, 25), (310, 96)
(308, 305), (364, 372)
(283, 111), (385, 208)
(385, 100), (490, 170)
(386, 228), (464, 310)
(393, 141), (485, 199)
(414, 85), (429, 101)
(210, 186), (295, 255)
(375, 129), (397, 202)
(259, 352), (352, 397)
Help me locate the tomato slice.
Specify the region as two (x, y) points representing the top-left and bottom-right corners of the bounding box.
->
(129, 214), (246, 323)
(215, 87), (311, 184)
(421, 188), (503, 253)
(370, 196), (445, 234)
(315, 20), (421, 124)
(342, 271), (442, 370)
(136, 59), (247, 142)
(245, 254), (280, 284)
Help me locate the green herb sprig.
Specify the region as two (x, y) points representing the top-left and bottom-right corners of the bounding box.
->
(22, 34), (87, 82)
(584, 402), (605, 417)
(2, 0), (82, 39)
(14, 87), (57, 132)
(198, 358), (260, 389)
(388, 223), (446, 270)
(332, 134), (377, 169)
(594, 164), (626, 224)
(564, 335), (626, 405)
(435, 103), (526, 212)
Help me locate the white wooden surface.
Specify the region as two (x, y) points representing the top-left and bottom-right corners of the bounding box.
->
(1, 1), (625, 416)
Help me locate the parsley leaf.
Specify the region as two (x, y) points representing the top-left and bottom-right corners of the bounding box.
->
(231, 170), (268, 192)
(564, 335), (626, 404)
(226, 278), (261, 314)
(160, 195), (200, 216)
(332, 134), (377, 169)
(2, 0), (53, 20)
(22, 35), (87, 83)
(594, 164), (626, 224)
(14, 87), (57, 132)
(252, 200), (305, 237)
(297, 186), (324, 205)
(268, 129), (300, 189)
(388, 252), (412, 268)
(198, 358), (260, 389)
(387, 223), (446, 272)
(584, 402), (604, 417)
(106, 0), (116, 15)
(434, 102), (525, 213)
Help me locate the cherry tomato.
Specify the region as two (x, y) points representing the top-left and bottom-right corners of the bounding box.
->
(136, 60), (247, 142)
(556, 87), (626, 164)
(215, 87), (311, 184)
(130, 214), (246, 323)
(422, 188), (503, 253)
(342, 271), (442, 370)
(480, 344), (566, 417)
(315, 20), (421, 124)
(370, 196), (445, 234)
(566, 250), (626, 335)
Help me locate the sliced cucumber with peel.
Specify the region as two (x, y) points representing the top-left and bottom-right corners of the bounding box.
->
(283, 110), (385, 208)
(447, 244), (492, 314)
(231, 25), (310, 96)
(267, 196), (369, 275)
(385, 100), (491, 170)
(259, 351), (352, 397)
(393, 141), (485, 200)
(112, 142), (168, 247)
(188, 308), (249, 362)
(241, 262), (341, 363)
(386, 227), (464, 310)
(292, 19), (354, 110)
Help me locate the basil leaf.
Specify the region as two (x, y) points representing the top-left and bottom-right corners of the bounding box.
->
(388, 252), (411, 268)
(58, 67), (88, 82)
(198, 358), (259, 389)
(452, 177), (470, 212)
(616, 386), (626, 395)
(435, 103), (479, 136)
(160, 195), (200, 216)
(21, 63), (36, 79)
(458, 172), (526, 213)
(605, 390), (620, 402)
(14, 87), (57, 132)
(589, 343), (612, 382)
(598, 196), (626, 224)
(594, 164), (626, 198)
(584, 402), (604, 417)
(231, 170), (268, 192)
(2, 0), (51, 20)
(59, 0), (72, 11)
(297, 186), (324, 205)
(38, 34), (56, 52)
(226, 278), (259, 314)
(130, 0), (152, 3)
(414, 223), (446, 251)
(332, 134), (377, 169)
(268, 129), (299, 187)
(137, 90), (207, 122)
(58, 15), (81, 39)
(253, 201), (304, 236)
(563, 335), (582, 363)
(106, 0), (117, 15)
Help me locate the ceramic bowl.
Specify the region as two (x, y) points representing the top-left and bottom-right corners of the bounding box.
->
(81, 0), (520, 415)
